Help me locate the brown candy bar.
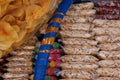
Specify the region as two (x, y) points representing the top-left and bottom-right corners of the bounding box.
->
(92, 27), (120, 36)
(60, 70), (99, 79)
(6, 56), (31, 61)
(63, 16), (93, 23)
(97, 68), (120, 77)
(7, 67), (33, 74)
(10, 50), (33, 56)
(60, 30), (94, 38)
(70, 2), (94, 10)
(61, 62), (98, 70)
(62, 38), (98, 46)
(61, 55), (98, 63)
(66, 9), (96, 17)
(61, 23), (93, 31)
(98, 51), (120, 60)
(98, 43), (120, 51)
(98, 60), (120, 68)
(5, 62), (32, 67)
(2, 73), (29, 78)
(93, 19), (120, 28)
(63, 45), (99, 55)
(95, 35), (120, 43)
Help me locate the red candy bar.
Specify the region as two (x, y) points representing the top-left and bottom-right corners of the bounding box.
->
(49, 53), (61, 61)
(50, 49), (62, 54)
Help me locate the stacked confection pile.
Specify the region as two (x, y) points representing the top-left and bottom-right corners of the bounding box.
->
(59, 0), (120, 80)
(59, 2), (100, 80)
(92, 0), (120, 80)
(0, 36), (38, 80)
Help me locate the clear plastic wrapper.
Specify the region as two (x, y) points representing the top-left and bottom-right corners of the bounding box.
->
(96, 68), (120, 77)
(63, 45), (99, 55)
(16, 46), (35, 50)
(61, 23), (94, 31)
(70, 2), (94, 10)
(7, 67), (33, 74)
(98, 60), (120, 68)
(63, 16), (94, 23)
(10, 50), (33, 56)
(61, 55), (99, 63)
(61, 62), (98, 70)
(92, 27), (120, 36)
(96, 77), (120, 80)
(93, 19), (120, 28)
(60, 70), (99, 79)
(66, 9), (96, 17)
(62, 38), (98, 46)
(2, 73), (28, 79)
(95, 35), (120, 43)
(98, 51), (120, 60)
(60, 30), (94, 38)
(6, 56), (32, 61)
(98, 43), (120, 51)
(5, 62), (32, 67)
(0, 0), (60, 58)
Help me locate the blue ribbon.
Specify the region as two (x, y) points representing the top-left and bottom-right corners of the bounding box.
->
(43, 32), (57, 38)
(34, 52), (49, 80)
(48, 22), (60, 28)
(56, 0), (73, 14)
(39, 44), (53, 50)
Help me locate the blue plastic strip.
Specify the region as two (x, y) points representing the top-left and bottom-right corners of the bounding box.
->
(56, 0), (73, 14)
(34, 0), (82, 80)
(39, 44), (53, 50)
(43, 32), (57, 38)
(34, 52), (49, 80)
(48, 22), (60, 28)
(51, 14), (64, 19)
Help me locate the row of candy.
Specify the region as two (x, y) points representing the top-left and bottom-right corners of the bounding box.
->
(0, 37), (38, 80)
(45, 42), (62, 80)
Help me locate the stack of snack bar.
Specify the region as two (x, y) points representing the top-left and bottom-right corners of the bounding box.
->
(1, 36), (38, 80)
(92, 0), (120, 80)
(59, 2), (100, 80)
(93, 0), (120, 80)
